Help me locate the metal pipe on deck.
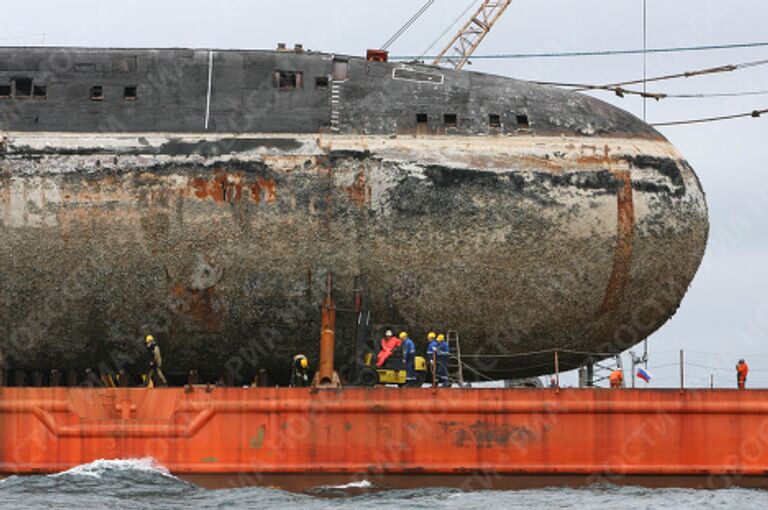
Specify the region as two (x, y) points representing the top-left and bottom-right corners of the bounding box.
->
(313, 273), (341, 388)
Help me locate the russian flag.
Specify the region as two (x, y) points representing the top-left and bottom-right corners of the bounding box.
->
(637, 367), (652, 383)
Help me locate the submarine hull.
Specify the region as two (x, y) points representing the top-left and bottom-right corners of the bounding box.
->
(0, 132), (707, 382)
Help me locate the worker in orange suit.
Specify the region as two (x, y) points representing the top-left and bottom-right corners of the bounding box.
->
(376, 330), (401, 367)
(609, 368), (623, 388)
(736, 359), (749, 389)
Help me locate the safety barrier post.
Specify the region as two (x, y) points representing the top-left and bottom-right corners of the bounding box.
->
(50, 369), (61, 387)
(554, 350), (560, 390)
(679, 349), (685, 391)
(432, 351), (437, 389)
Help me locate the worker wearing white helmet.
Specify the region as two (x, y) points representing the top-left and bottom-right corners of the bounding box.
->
(376, 329), (401, 368)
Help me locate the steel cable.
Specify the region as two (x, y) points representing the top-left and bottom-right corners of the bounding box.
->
(653, 108), (768, 126)
(391, 40), (768, 61)
(420, 0), (478, 58)
(381, 0), (436, 51)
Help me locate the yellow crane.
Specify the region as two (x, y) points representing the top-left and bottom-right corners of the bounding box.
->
(432, 0), (513, 70)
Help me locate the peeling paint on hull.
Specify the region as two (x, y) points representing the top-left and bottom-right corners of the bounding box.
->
(0, 132), (708, 382)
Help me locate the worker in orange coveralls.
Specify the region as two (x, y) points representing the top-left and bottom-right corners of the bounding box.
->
(376, 329), (401, 367)
(609, 368), (623, 388)
(736, 359), (749, 389)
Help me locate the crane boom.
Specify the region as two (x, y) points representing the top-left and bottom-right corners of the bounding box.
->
(432, 0), (513, 70)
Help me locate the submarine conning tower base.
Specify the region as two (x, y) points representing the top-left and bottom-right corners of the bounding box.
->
(0, 47), (708, 382)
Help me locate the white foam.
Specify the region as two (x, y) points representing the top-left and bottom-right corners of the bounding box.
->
(327, 480), (373, 489)
(51, 458), (173, 479)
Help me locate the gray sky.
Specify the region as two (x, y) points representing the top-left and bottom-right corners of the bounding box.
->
(2, 0), (767, 387)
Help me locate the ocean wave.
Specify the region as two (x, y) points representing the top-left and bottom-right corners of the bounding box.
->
(304, 478), (377, 498)
(51, 458), (175, 480)
(326, 480), (373, 490)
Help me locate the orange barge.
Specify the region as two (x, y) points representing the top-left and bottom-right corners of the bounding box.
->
(1, 386), (767, 490)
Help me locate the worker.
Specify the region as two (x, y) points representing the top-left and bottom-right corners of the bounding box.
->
(736, 359), (749, 389)
(426, 332), (438, 381)
(428, 333), (450, 387)
(436, 334), (450, 386)
(375, 329), (401, 367)
(400, 331), (416, 385)
(609, 368), (623, 388)
(144, 335), (168, 387)
(291, 354), (309, 387)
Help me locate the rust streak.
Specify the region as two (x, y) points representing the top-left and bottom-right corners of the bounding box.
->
(170, 283), (220, 332)
(600, 170), (634, 314)
(342, 170), (370, 206)
(516, 155), (564, 172)
(191, 169), (229, 203)
(250, 181), (262, 204)
(190, 171), (269, 205)
(577, 145), (612, 167)
(252, 178), (277, 204)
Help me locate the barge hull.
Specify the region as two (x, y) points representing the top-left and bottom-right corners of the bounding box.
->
(0, 387), (766, 489)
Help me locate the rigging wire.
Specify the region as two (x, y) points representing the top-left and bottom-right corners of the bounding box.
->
(536, 81), (768, 100)
(420, 0), (478, 58)
(381, 0), (436, 51)
(529, 57), (768, 109)
(391, 40), (768, 60)
(651, 89), (768, 99)
(642, 0), (648, 121)
(572, 57), (768, 91)
(652, 108), (767, 127)
(460, 347), (619, 359)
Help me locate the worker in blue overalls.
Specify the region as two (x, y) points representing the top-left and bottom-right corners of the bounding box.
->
(400, 331), (416, 386)
(427, 332), (450, 387)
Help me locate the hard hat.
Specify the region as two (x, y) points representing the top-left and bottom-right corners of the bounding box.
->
(739, 359), (745, 363)
(385, 329), (393, 336)
(437, 334), (445, 342)
(145, 335), (154, 344)
(399, 331), (408, 339)
(427, 332), (436, 340)
(300, 358), (308, 369)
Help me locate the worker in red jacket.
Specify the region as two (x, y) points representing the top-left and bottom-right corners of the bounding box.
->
(736, 359), (749, 389)
(376, 330), (401, 367)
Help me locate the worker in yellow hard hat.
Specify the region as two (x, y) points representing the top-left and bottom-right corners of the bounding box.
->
(400, 331), (416, 385)
(291, 354), (310, 387)
(427, 333), (450, 387)
(144, 335), (168, 387)
(427, 332), (450, 386)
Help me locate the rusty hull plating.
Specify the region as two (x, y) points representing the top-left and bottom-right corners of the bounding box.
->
(0, 48), (708, 381)
(1, 386), (767, 489)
